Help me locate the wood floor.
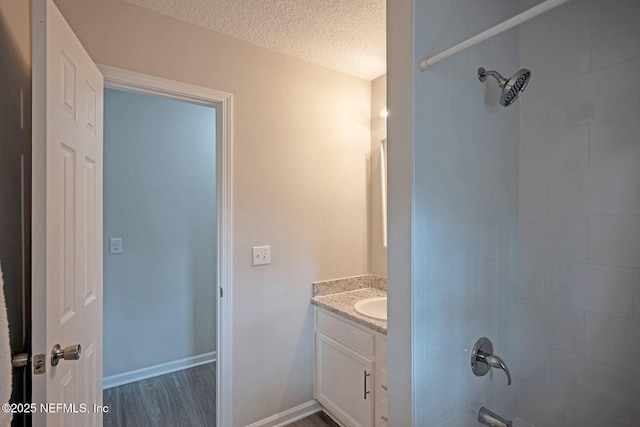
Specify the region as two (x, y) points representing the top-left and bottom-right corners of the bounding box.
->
(284, 412), (340, 427)
(103, 363), (216, 427)
(103, 363), (336, 427)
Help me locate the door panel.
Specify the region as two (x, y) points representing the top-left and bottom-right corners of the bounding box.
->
(32, 0), (103, 425)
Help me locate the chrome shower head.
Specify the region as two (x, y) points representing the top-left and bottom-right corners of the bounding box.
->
(478, 67), (532, 107)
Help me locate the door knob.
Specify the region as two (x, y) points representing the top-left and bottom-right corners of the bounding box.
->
(51, 344), (81, 366)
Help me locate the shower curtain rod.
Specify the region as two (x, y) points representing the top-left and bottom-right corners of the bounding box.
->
(417, 0), (571, 71)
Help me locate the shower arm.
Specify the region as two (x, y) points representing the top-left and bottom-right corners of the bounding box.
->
(477, 68), (507, 87)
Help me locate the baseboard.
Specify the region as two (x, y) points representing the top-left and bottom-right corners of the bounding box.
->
(245, 400), (322, 427)
(103, 351), (216, 389)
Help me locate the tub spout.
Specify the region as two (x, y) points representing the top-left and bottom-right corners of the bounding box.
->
(478, 407), (513, 427)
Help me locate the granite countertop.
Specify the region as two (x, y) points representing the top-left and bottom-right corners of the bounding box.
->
(312, 288), (387, 335)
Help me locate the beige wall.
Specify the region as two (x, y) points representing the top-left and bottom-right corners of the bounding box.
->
(369, 74), (387, 277)
(0, 0), (30, 68)
(51, 0), (371, 425)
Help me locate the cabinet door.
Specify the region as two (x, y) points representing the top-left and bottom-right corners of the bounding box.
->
(316, 332), (374, 427)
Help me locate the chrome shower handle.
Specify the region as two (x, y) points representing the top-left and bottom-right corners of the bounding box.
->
(471, 337), (512, 386)
(477, 352), (512, 386)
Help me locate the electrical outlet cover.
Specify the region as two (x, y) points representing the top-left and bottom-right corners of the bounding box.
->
(252, 246), (271, 266)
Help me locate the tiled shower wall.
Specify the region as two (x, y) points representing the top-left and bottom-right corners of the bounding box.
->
(517, 0), (640, 425)
(413, 1), (521, 425)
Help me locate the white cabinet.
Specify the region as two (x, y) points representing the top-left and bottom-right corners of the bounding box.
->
(314, 308), (387, 427)
(316, 332), (374, 427)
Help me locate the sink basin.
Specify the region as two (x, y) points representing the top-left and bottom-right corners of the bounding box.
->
(353, 297), (387, 321)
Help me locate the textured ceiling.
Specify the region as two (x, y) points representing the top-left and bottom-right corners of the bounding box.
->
(123, 0), (386, 80)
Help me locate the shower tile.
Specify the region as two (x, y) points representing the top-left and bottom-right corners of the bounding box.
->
(546, 260), (634, 319)
(435, 408), (477, 427)
(519, 339), (545, 386)
(481, 381), (519, 422)
(581, 264), (634, 317)
(547, 123), (589, 175)
(582, 165), (638, 215)
(519, 9), (550, 80)
(519, 172), (547, 216)
(549, 59), (640, 127)
(520, 127), (551, 178)
(519, 379), (633, 427)
(547, 24), (591, 81)
(447, 49), (477, 120)
(519, 242), (547, 301)
(420, 264), (468, 324)
(415, 62), (449, 115)
(591, 5), (640, 70)
(544, 303), (585, 355)
(421, 314), (471, 378)
(519, 215), (589, 264)
(519, 215), (549, 254)
(586, 312), (640, 373)
(589, 216), (640, 268)
(450, 360), (485, 413)
(633, 374), (640, 426)
(545, 347), (633, 422)
(635, 270), (640, 321)
(547, 216), (588, 262)
(512, 420), (535, 427)
(588, 0), (640, 21)
(520, 80), (549, 133)
(548, 0), (595, 36)
(549, 164), (639, 216)
(418, 369), (455, 426)
(518, 380), (562, 426)
(519, 299), (545, 344)
(590, 117), (640, 168)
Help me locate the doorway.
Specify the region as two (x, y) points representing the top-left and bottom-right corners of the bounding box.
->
(101, 88), (216, 426)
(97, 65), (234, 427)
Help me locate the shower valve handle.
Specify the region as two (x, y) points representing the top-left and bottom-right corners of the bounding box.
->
(476, 352), (512, 386)
(471, 337), (512, 386)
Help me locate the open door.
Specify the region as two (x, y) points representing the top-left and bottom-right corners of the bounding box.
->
(32, 0), (104, 425)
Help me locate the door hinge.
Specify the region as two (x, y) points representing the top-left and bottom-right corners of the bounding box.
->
(220, 288), (223, 298)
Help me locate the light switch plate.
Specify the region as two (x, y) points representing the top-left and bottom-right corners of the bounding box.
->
(252, 246), (271, 266)
(109, 238), (123, 254)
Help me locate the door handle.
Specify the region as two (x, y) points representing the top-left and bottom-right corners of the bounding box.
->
(51, 344), (81, 366)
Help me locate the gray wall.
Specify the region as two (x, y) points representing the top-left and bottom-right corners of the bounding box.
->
(518, 0), (640, 425)
(103, 89), (216, 377)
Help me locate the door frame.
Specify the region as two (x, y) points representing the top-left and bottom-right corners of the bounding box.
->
(98, 65), (234, 427)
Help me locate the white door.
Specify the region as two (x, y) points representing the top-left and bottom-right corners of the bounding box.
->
(32, 0), (103, 425)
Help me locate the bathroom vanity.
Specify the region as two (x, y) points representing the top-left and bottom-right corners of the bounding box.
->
(311, 276), (388, 427)
(314, 308), (387, 427)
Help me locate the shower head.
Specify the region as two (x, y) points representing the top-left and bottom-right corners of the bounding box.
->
(478, 67), (532, 107)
